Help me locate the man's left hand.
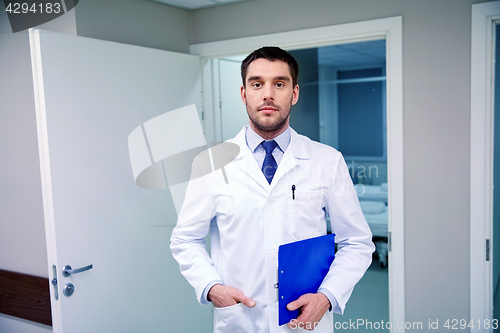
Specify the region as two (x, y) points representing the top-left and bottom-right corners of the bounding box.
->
(286, 293), (330, 331)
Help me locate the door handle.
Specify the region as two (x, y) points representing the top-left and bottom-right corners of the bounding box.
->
(62, 264), (93, 277)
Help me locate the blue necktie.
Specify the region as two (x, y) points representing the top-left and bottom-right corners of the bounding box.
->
(261, 140), (278, 184)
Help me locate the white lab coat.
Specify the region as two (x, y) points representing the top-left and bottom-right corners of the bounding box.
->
(170, 126), (374, 332)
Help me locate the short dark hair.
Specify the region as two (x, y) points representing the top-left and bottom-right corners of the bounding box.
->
(241, 46), (299, 88)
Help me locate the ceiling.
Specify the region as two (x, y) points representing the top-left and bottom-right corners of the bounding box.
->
(151, 0), (250, 10)
(318, 40), (386, 68)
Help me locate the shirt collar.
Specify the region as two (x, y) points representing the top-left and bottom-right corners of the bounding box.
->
(245, 125), (291, 153)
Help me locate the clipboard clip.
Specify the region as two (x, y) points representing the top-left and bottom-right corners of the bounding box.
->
(275, 268), (280, 301)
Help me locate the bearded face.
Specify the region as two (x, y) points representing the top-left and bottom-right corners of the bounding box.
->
(241, 59), (299, 139)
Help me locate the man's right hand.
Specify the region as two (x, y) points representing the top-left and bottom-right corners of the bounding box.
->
(208, 284), (256, 309)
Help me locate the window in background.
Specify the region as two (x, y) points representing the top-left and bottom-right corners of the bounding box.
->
(289, 40), (387, 186)
(314, 40), (387, 162)
(337, 67), (385, 158)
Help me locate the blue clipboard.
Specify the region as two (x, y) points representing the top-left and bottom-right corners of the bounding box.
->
(278, 233), (335, 326)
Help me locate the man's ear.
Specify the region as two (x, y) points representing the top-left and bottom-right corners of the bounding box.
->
(240, 85), (247, 105)
(291, 84), (299, 105)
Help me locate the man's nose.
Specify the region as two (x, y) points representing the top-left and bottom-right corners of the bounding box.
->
(263, 86), (274, 101)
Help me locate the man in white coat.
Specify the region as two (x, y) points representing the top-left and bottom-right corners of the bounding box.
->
(170, 46), (375, 332)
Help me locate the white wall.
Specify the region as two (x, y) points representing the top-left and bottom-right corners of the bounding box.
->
(0, 0), (77, 279)
(0, 314), (51, 333)
(0, 5), (76, 332)
(189, 0), (489, 329)
(0, 1), (191, 331)
(0, 0), (191, 282)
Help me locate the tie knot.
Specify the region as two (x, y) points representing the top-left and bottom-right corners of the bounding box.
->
(261, 140), (278, 154)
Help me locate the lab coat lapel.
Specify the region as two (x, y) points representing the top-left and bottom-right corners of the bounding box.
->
(269, 148), (297, 191)
(269, 128), (309, 191)
(230, 127), (310, 193)
(231, 127), (271, 192)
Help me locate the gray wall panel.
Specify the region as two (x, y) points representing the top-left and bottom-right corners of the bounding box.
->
(75, 0), (190, 53)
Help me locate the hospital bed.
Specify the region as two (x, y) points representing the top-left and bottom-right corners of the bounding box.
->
(356, 182), (388, 204)
(357, 183), (388, 267)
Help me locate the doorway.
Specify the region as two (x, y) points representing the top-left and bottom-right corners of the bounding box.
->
(192, 16), (404, 331)
(212, 39), (389, 331)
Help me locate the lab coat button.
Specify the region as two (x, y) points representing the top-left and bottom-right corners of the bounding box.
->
(267, 197), (276, 204)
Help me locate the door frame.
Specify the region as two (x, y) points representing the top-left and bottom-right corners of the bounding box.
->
(191, 16), (405, 331)
(29, 28), (63, 330)
(471, 2), (500, 331)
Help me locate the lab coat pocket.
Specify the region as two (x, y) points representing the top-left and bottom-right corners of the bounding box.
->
(289, 189), (324, 241)
(214, 303), (254, 333)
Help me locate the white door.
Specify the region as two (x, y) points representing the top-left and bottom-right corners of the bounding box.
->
(29, 29), (213, 332)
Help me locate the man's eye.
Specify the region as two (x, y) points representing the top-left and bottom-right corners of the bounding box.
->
(276, 83), (284, 88)
(252, 83), (262, 88)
